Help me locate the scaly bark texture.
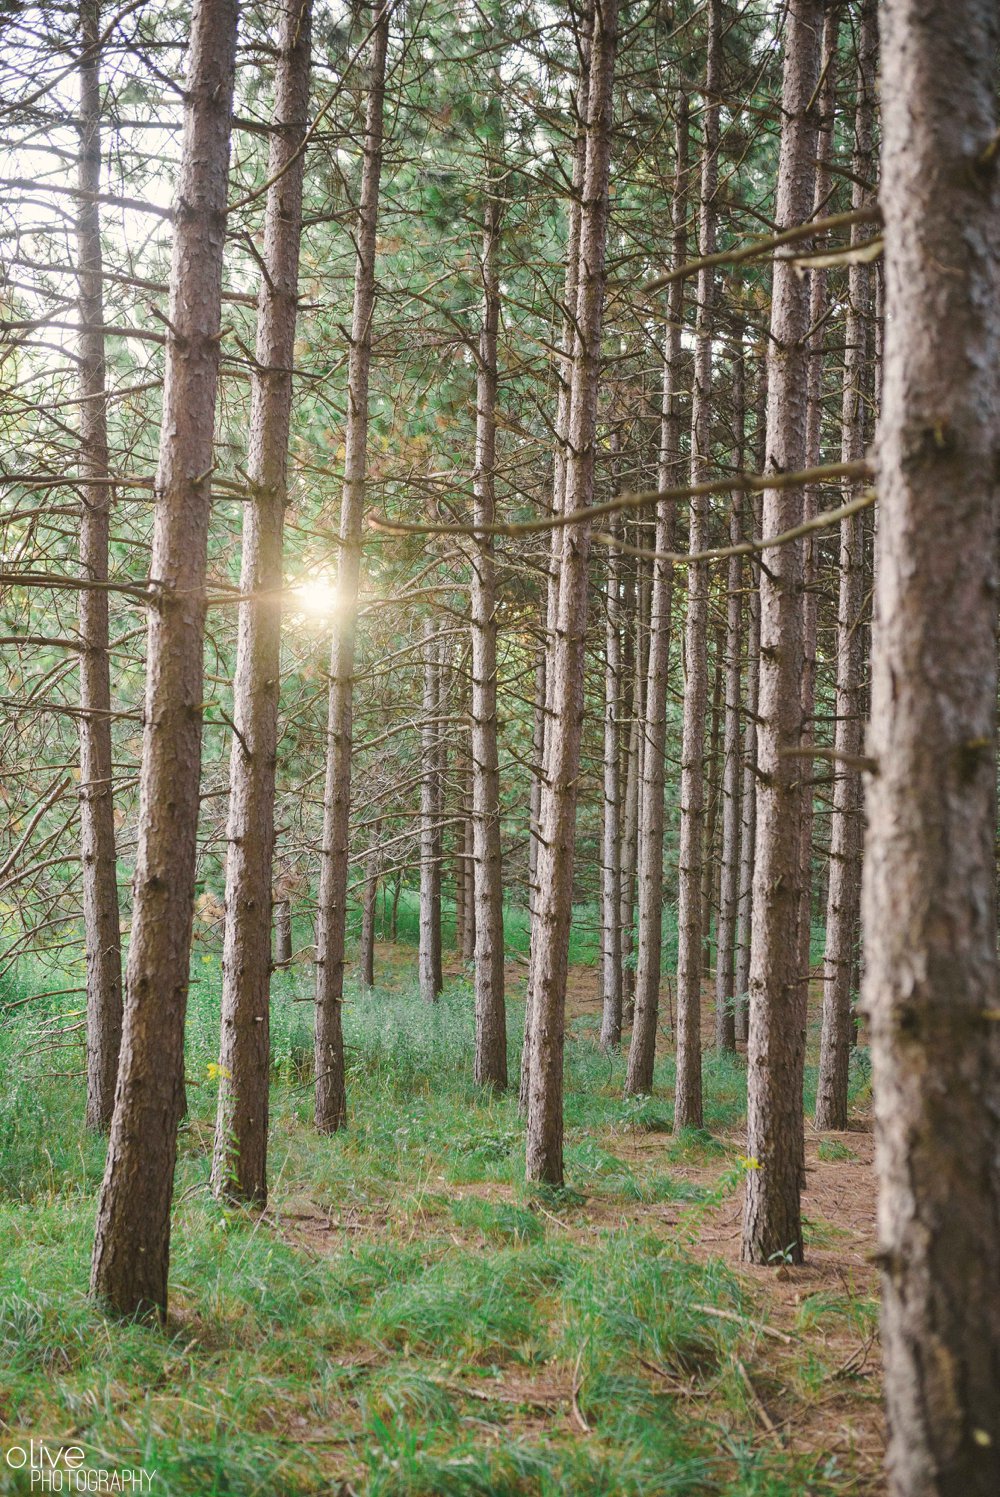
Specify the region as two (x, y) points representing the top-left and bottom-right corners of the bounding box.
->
(314, 2), (389, 1130)
(526, 0), (617, 1184)
(674, 0), (721, 1129)
(471, 191), (507, 1087)
(76, 0), (123, 1133)
(90, 0), (238, 1318)
(212, 0), (312, 1207)
(742, 0), (821, 1266)
(626, 93), (687, 1093)
(864, 1), (1000, 1490)
(816, 0), (875, 1131)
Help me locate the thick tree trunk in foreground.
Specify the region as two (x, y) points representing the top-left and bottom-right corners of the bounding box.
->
(471, 193), (507, 1087)
(742, 0), (821, 1266)
(674, 0), (721, 1129)
(212, 0), (311, 1206)
(816, 0), (875, 1131)
(77, 0), (123, 1133)
(713, 332), (745, 1052)
(314, 3), (389, 1130)
(526, 0), (617, 1184)
(418, 621), (444, 1003)
(864, 1), (1000, 1489)
(90, 0), (238, 1318)
(626, 94), (687, 1093)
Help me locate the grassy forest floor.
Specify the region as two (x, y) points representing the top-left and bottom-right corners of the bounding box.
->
(0, 924), (882, 1496)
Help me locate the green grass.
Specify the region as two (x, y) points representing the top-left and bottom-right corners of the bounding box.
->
(0, 941), (878, 1496)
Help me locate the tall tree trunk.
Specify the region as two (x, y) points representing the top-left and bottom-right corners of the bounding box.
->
(617, 553), (640, 1028)
(816, 0), (876, 1131)
(626, 94), (688, 1092)
(525, 0), (617, 1184)
(314, 2), (389, 1131)
(471, 192), (507, 1087)
(741, 0), (821, 1266)
(701, 628), (724, 975)
(211, 0), (312, 1207)
(521, 644), (546, 1112)
(714, 329), (745, 1052)
(522, 36), (590, 1113)
(734, 378), (767, 1039)
(865, 3), (1000, 1489)
(600, 492), (623, 1050)
(89, 0), (238, 1318)
(77, 0), (123, 1134)
(419, 620), (444, 1002)
(674, 0), (721, 1129)
(796, 3), (839, 1013)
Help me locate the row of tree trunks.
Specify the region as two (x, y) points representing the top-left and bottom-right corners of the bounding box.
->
(741, 0), (822, 1267)
(314, 1), (390, 1130)
(867, 0), (1000, 1488)
(90, 0), (240, 1318)
(525, 0), (618, 1184)
(76, 0), (123, 1134)
(212, 0), (313, 1207)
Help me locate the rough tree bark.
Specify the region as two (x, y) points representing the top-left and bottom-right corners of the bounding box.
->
(864, 1), (1000, 1489)
(713, 329), (745, 1052)
(741, 0), (821, 1266)
(816, 0), (875, 1131)
(314, 1), (389, 1130)
(211, 0), (312, 1207)
(673, 0), (721, 1129)
(89, 0), (238, 1318)
(471, 190), (507, 1086)
(525, 0), (617, 1184)
(76, 0), (123, 1133)
(626, 93), (688, 1092)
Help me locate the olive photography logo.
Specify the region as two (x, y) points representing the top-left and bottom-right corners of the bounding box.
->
(2, 1440), (156, 1492)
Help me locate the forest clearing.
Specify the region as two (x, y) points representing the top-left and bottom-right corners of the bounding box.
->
(1, 0), (998, 1494)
